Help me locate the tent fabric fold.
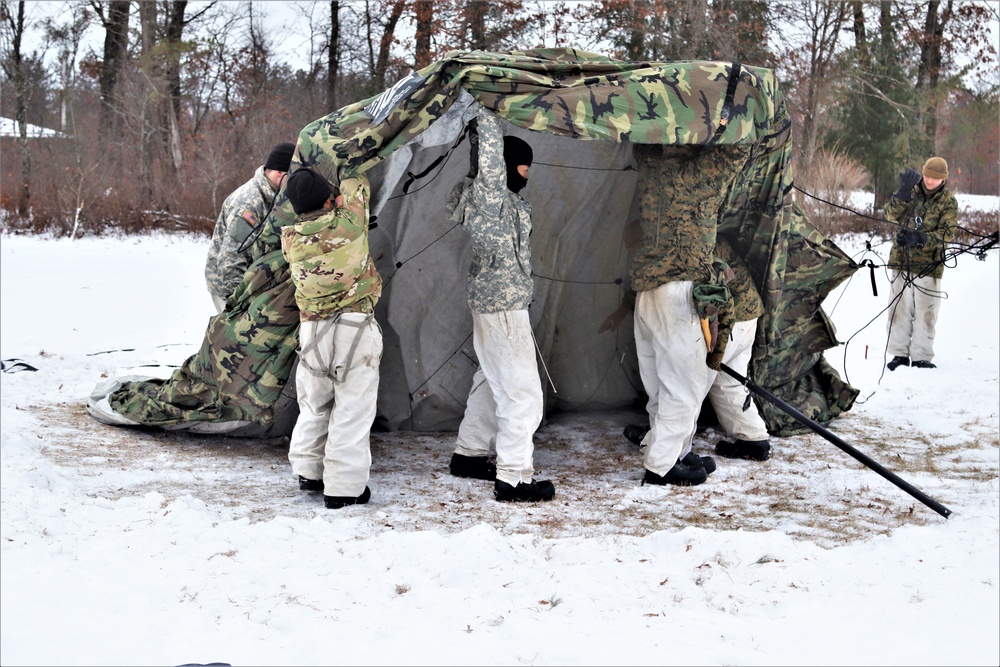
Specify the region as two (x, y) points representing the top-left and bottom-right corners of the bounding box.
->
(88, 48), (859, 438)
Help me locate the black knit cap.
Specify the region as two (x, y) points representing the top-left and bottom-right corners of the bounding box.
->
(285, 167), (332, 215)
(264, 142), (295, 172)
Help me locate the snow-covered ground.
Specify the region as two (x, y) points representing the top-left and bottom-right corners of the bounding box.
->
(1, 192), (997, 666)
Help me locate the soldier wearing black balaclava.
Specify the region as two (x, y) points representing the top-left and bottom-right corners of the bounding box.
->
(443, 106), (556, 503)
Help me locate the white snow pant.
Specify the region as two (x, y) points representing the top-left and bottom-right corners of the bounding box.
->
(455, 310), (543, 487)
(634, 281), (708, 476)
(681, 318), (769, 455)
(886, 271), (942, 363)
(287, 313), (383, 497)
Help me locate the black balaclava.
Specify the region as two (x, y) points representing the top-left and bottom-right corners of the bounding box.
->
(503, 136), (533, 194)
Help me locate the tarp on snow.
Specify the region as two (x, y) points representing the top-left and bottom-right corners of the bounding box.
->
(88, 48), (859, 437)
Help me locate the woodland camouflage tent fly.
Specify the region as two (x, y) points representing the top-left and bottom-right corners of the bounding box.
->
(87, 48), (860, 438)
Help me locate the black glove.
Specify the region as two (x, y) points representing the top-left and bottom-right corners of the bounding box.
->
(894, 168), (921, 202)
(466, 118), (479, 179)
(895, 228), (929, 248)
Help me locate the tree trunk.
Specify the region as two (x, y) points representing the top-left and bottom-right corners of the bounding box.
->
(916, 0), (950, 151)
(373, 0), (405, 88)
(849, 0), (867, 66)
(7, 1), (30, 215)
(139, 0), (157, 202)
(414, 0), (433, 69)
(327, 0), (340, 111)
(164, 0), (187, 171)
(871, 2), (895, 211)
(95, 0), (131, 141)
(468, 0), (486, 50)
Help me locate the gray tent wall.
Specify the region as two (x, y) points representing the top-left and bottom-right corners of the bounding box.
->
(370, 96), (657, 430)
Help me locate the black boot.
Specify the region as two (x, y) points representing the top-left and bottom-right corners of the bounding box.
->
(622, 423), (650, 446)
(716, 439), (771, 461)
(298, 476), (324, 493)
(887, 356), (910, 371)
(681, 451), (717, 475)
(911, 360), (936, 369)
(449, 453), (497, 481)
(643, 461), (707, 486)
(324, 486), (371, 509)
(494, 479), (556, 502)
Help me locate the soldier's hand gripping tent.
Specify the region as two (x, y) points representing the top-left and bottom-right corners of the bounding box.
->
(87, 49), (859, 438)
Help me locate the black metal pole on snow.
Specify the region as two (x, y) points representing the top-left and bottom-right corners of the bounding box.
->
(720, 363), (953, 519)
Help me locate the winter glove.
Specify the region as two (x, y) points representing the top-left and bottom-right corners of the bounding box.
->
(894, 168), (921, 202)
(691, 283), (730, 352)
(706, 351), (724, 371)
(466, 118), (479, 179)
(895, 228), (929, 248)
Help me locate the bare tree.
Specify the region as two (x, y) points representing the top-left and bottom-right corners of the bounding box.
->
(414, 0), (433, 68)
(328, 0), (340, 110)
(90, 0), (130, 141)
(775, 1), (849, 184)
(909, 0), (995, 152)
(468, 0), (486, 49)
(42, 4), (90, 134)
(0, 1), (31, 214)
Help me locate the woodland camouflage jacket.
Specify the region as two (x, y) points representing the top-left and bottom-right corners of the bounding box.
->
(885, 182), (958, 281)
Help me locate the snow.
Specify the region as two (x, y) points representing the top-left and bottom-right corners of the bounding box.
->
(1, 195), (998, 666)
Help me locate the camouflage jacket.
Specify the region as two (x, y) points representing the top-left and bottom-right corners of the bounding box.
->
(629, 144), (751, 292)
(205, 166), (279, 300)
(446, 107), (534, 313)
(280, 176), (382, 322)
(885, 181), (958, 280)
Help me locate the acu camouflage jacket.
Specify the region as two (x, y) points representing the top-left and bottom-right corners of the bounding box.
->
(280, 176), (382, 322)
(205, 166), (279, 300)
(446, 107), (535, 314)
(885, 181), (958, 280)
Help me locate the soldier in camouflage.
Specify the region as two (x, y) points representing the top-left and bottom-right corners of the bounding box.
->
(629, 143), (752, 487)
(205, 142), (295, 313)
(884, 156), (958, 371)
(280, 167), (383, 510)
(445, 105), (555, 503)
(616, 236), (772, 464)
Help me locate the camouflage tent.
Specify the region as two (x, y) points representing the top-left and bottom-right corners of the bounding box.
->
(88, 48), (859, 437)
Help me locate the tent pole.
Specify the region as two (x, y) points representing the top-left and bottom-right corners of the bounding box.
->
(720, 363), (953, 519)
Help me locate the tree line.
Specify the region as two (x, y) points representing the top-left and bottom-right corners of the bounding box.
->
(1, 0), (996, 237)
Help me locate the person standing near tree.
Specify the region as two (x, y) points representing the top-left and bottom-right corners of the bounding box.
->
(280, 167), (383, 510)
(884, 156), (958, 371)
(205, 142), (295, 313)
(445, 105), (555, 503)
